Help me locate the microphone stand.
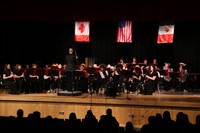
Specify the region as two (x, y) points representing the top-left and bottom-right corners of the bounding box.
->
(82, 75), (94, 110)
(126, 81), (132, 100)
(82, 74), (94, 99)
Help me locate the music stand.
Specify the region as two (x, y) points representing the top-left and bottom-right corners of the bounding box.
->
(170, 72), (180, 79)
(47, 69), (60, 93)
(82, 75), (96, 110)
(74, 70), (85, 80)
(124, 81), (132, 100)
(105, 75), (120, 98)
(36, 68), (46, 77)
(158, 70), (166, 76)
(82, 67), (98, 110)
(120, 70), (133, 100)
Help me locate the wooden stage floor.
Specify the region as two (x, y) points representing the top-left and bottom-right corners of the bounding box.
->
(0, 89), (200, 127)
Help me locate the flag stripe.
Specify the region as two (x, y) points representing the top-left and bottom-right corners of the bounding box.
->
(75, 35), (90, 42)
(117, 21), (132, 43)
(157, 34), (174, 43)
(157, 25), (174, 44)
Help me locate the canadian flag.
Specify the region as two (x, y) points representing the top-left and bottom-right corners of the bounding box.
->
(157, 25), (175, 44)
(75, 21), (90, 42)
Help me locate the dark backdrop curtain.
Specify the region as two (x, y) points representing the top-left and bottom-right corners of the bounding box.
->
(0, 21), (200, 73)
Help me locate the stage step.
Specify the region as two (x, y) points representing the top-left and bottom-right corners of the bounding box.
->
(57, 90), (82, 96)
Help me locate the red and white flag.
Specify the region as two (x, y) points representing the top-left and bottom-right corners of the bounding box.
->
(116, 21), (132, 43)
(157, 25), (175, 44)
(75, 21), (90, 42)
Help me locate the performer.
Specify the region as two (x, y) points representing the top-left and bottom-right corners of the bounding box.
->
(177, 62), (189, 91)
(97, 64), (110, 95)
(65, 48), (78, 91)
(140, 59), (148, 77)
(127, 65), (142, 93)
(13, 64), (26, 94)
(2, 64), (16, 94)
(50, 63), (62, 92)
(130, 65), (142, 81)
(143, 64), (158, 95)
(75, 63), (88, 93)
(178, 62), (188, 83)
(132, 57), (137, 65)
(161, 62), (173, 91)
(151, 58), (160, 70)
(26, 63), (39, 93)
(118, 57), (126, 70)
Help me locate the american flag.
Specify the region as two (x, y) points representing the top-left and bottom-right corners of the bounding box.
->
(116, 21), (132, 43)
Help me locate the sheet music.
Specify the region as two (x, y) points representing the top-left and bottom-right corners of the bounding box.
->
(99, 71), (105, 79)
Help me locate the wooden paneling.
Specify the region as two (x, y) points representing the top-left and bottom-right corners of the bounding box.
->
(0, 93), (200, 126)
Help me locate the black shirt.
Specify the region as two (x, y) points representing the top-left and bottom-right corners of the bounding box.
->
(65, 54), (76, 71)
(2, 69), (14, 82)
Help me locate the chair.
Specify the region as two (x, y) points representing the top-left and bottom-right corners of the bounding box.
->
(0, 75), (10, 94)
(105, 75), (121, 97)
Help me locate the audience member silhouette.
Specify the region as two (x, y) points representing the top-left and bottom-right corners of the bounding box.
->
(65, 112), (82, 132)
(194, 115), (200, 133)
(16, 109), (24, 119)
(82, 110), (99, 133)
(174, 112), (194, 133)
(140, 115), (156, 133)
(99, 108), (119, 133)
(124, 121), (138, 133)
(162, 111), (175, 133)
(0, 108), (200, 133)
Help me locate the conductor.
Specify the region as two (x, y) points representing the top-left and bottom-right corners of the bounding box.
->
(65, 48), (78, 91)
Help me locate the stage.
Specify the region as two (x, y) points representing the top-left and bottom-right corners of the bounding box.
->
(0, 89), (200, 128)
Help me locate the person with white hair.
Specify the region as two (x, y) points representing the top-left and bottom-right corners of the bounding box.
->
(64, 48), (78, 91)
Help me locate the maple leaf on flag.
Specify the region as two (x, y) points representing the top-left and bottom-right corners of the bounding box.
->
(157, 25), (175, 44)
(78, 23), (85, 33)
(75, 21), (90, 42)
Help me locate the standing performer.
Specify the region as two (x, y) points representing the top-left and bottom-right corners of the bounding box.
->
(65, 48), (78, 91)
(2, 64), (16, 94)
(13, 64), (26, 94)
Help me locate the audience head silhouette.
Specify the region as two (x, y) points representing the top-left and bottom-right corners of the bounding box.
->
(16, 109), (24, 118)
(106, 108), (112, 116)
(69, 112), (77, 120)
(125, 121), (134, 131)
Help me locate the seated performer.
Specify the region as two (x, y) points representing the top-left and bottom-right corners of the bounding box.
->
(118, 57), (127, 70)
(128, 65), (142, 93)
(132, 57), (137, 65)
(162, 62), (173, 91)
(140, 59), (149, 79)
(173, 62), (189, 91)
(140, 59), (148, 70)
(151, 58), (160, 70)
(74, 63), (88, 93)
(43, 64), (53, 93)
(105, 66), (121, 97)
(143, 64), (158, 95)
(96, 64), (110, 95)
(48, 63), (62, 93)
(60, 64), (67, 91)
(2, 64), (16, 94)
